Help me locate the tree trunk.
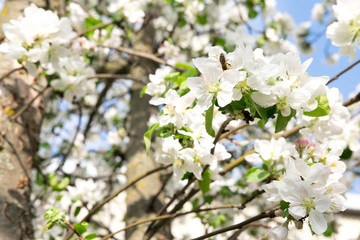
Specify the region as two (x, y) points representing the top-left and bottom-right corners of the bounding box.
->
(0, 2), (48, 239)
(0, 59), (50, 240)
(125, 9), (172, 240)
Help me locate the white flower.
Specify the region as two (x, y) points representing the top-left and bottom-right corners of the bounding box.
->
(245, 137), (290, 164)
(187, 57), (242, 111)
(269, 226), (288, 240)
(145, 66), (171, 104)
(154, 137), (204, 182)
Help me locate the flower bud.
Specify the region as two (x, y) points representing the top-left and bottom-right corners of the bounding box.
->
(307, 143), (316, 155)
(274, 209), (284, 217)
(269, 226), (288, 240)
(295, 138), (309, 154)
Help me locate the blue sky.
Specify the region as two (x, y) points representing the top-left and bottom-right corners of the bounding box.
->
(276, 0), (360, 99)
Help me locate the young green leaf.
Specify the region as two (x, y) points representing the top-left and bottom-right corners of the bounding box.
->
(303, 94), (331, 117)
(144, 123), (160, 155)
(275, 109), (296, 133)
(53, 177), (69, 191)
(74, 222), (88, 236)
(205, 100), (216, 137)
(199, 169), (213, 194)
(85, 233), (98, 240)
(175, 62), (198, 76)
(244, 167), (270, 183)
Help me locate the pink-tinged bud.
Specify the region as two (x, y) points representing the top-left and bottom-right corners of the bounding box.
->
(269, 226), (288, 240)
(274, 209), (284, 217)
(307, 143), (316, 154)
(295, 138), (309, 152)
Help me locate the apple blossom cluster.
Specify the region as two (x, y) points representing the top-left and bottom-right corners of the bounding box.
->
(0, 4), (97, 102)
(263, 138), (347, 236)
(0, 4), (76, 73)
(326, 0), (360, 60)
(187, 45), (329, 119)
(144, 44), (334, 183)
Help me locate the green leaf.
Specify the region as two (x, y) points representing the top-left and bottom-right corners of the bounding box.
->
(36, 171), (45, 185)
(140, 86), (147, 97)
(205, 100), (216, 137)
(85, 17), (103, 28)
(84, 17), (103, 37)
(196, 15), (207, 25)
(198, 169), (212, 194)
(280, 200), (290, 210)
(215, 37), (226, 48)
(48, 173), (57, 187)
(248, 7), (258, 19)
(53, 177), (70, 192)
(247, 94), (269, 121)
(203, 195), (213, 204)
(244, 167), (270, 183)
(44, 208), (66, 230)
(303, 94), (331, 117)
(340, 147), (352, 160)
(275, 109), (296, 133)
(144, 123), (160, 155)
(175, 62), (198, 76)
(85, 233), (98, 240)
(74, 222), (88, 235)
(74, 206), (81, 217)
(282, 208), (289, 218)
(220, 186), (232, 198)
(323, 223), (334, 237)
(164, 72), (180, 81)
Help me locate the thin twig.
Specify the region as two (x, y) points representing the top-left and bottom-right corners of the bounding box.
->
(83, 79), (115, 140)
(328, 58), (360, 85)
(64, 220), (85, 240)
(10, 86), (51, 121)
(102, 195), (263, 240)
(190, 208), (278, 240)
(56, 103), (83, 172)
(79, 21), (118, 36)
(219, 122), (248, 140)
(88, 73), (147, 85)
(220, 149), (256, 175)
(98, 45), (180, 70)
(343, 92), (360, 107)
(211, 117), (234, 154)
(0, 67), (24, 81)
(64, 163), (172, 240)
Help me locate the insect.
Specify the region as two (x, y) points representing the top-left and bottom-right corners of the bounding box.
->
(219, 53), (228, 71)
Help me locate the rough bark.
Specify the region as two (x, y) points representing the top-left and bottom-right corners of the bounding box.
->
(125, 9), (172, 240)
(0, 60), (50, 240)
(0, 2), (48, 239)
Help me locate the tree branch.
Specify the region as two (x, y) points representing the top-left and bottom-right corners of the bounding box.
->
(0, 67), (25, 81)
(10, 85), (51, 121)
(211, 117), (234, 154)
(97, 45), (180, 70)
(343, 92), (360, 107)
(83, 79), (115, 140)
(101, 191), (264, 240)
(190, 208), (278, 240)
(64, 163), (172, 240)
(328, 58), (360, 85)
(56, 103), (83, 172)
(88, 74), (147, 85)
